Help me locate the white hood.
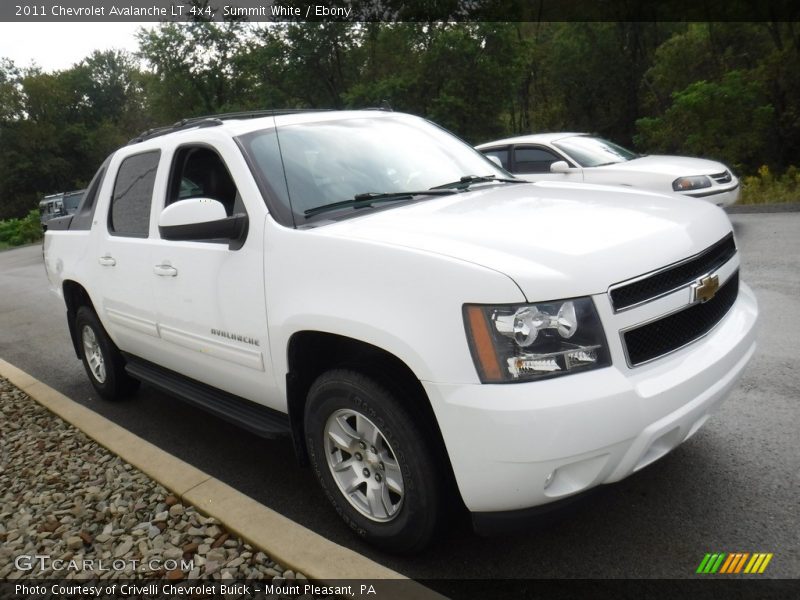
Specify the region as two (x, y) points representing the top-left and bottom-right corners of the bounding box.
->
(320, 181), (733, 301)
(601, 155), (729, 177)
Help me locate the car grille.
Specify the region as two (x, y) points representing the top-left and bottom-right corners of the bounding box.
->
(623, 271), (739, 366)
(711, 170), (732, 184)
(610, 234), (736, 311)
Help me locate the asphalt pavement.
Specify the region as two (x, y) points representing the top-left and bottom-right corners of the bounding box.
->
(0, 212), (798, 581)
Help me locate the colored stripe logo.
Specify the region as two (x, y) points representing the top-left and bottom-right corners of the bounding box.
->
(696, 552), (773, 574)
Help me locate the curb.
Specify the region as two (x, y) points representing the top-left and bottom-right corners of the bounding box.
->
(0, 358), (444, 600)
(726, 201), (800, 213)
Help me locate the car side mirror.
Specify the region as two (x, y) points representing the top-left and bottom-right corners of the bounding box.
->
(550, 161), (571, 173)
(158, 198), (248, 250)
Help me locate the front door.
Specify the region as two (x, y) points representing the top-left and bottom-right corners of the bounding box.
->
(148, 139), (278, 409)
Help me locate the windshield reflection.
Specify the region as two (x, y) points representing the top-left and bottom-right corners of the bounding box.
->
(240, 115), (506, 222)
(553, 136), (639, 168)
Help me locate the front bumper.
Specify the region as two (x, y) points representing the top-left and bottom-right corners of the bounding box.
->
(424, 282), (758, 514)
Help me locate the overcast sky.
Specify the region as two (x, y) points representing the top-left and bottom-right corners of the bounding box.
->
(0, 23), (153, 71)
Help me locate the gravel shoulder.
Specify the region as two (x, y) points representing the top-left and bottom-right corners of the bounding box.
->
(0, 376), (302, 583)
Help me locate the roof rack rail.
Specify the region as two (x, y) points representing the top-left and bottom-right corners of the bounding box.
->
(127, 108), (332, 145)
(362, 101), (393, 112)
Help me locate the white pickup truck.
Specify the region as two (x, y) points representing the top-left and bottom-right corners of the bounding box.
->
(44, 110), (758, 552)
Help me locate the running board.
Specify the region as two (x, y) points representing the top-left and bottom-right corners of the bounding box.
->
(124, 355), (291, 439)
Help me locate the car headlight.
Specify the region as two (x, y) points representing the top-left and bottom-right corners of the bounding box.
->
(464, 297), (611, 383)
(673, 175), (712, 191)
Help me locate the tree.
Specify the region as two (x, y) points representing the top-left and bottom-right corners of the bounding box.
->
(0, 58), (23, 123)
(636, 22), (799, 171)
(0, 51), (148, 220)
(137, 20), (254, 120)
(636, 71), (775, 172)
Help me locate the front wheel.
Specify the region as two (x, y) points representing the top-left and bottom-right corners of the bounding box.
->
(304, 370), (442, 553)
(75, 306), (139, 401)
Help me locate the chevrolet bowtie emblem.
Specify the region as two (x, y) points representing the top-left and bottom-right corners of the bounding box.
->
(692, 274), (720, 304)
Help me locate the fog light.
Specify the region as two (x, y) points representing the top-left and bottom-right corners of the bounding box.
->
(544, 471), (554, 489)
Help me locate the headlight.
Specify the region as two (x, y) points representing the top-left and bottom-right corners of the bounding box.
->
(464, 297), (611, 383)
(673, 175), (712, 191)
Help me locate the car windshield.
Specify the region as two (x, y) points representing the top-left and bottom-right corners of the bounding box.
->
(239, 114), (507, 223)
(552, 135), (639, 168)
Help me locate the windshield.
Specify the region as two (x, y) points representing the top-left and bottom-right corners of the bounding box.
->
(239, 114), (507, 224)
(552, 135), (639, 168)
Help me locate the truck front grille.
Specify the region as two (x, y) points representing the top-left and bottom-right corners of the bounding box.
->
(623, 271), (739, 366)
(610, 234), (736, 311)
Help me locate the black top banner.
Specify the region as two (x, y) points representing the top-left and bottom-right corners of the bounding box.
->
(2, 0), (800, 22)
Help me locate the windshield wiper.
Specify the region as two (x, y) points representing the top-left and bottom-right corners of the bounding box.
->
(304, 189), (457, 218)
(430, 174), (524, 190)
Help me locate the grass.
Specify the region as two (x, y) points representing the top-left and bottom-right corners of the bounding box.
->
(0, 209), (43, 248)
(740, 165), (800, 205)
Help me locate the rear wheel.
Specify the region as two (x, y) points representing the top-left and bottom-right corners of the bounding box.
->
(75, 306), (139, 401)
(304, 370), (442, 553)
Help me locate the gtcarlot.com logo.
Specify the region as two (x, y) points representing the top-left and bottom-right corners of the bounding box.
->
(696, 552), (773, 574)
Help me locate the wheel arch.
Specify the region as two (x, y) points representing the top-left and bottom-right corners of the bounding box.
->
(63, 280), (96, 359)
(285, 331), (459, 498)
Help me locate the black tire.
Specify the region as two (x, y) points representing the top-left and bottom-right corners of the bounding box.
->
(304, 369), (442, 554)
(75, 306), (139, 401)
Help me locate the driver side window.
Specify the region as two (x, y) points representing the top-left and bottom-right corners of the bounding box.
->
(513, 146), (561, 174)
(168, 146), (240, 216)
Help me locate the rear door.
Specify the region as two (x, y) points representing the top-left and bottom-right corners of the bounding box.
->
(92, 150), (161, 358)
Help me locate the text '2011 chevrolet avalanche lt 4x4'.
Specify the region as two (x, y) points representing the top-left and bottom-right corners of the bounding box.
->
(44, 110), (758, 552)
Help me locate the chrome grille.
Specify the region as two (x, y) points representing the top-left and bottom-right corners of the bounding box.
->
(609, 234), (736, 311)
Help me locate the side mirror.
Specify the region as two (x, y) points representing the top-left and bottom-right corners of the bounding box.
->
(550, 161), (571, 173)
(158, 198), (248, 249)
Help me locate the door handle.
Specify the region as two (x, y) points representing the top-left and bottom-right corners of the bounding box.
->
(98, 255), (116, 267)
(153, 264), (178, 277)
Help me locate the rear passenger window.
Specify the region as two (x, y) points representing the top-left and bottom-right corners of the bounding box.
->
(109, 151), (160, 237)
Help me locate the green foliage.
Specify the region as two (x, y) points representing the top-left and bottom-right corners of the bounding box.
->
(0, 58), (23, 122)
(1, 22), (800, 221)
(520, 22), (680, 144)
(635, 22), (799, 173)
(635, 71), (775, 172)
(0, 209), (42, 247)
(639, 23), (773, 116)
(741, 165), (800, 204)
(0, 50), (146, 220)
(137, 21), (254, 119)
